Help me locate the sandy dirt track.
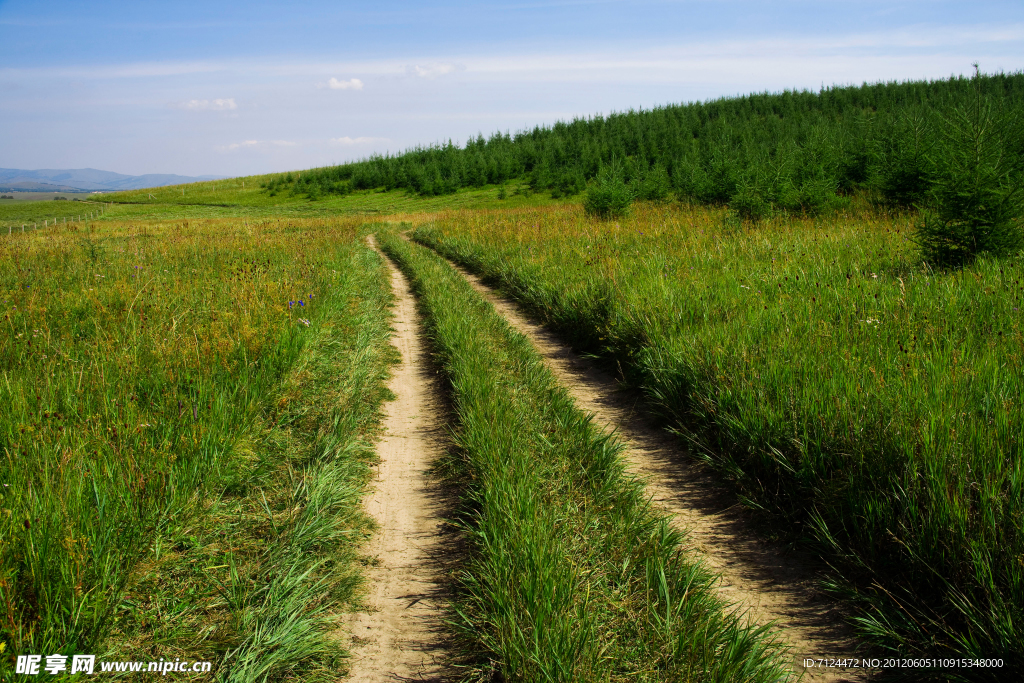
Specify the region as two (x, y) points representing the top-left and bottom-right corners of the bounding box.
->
(342, 238), (449, 682)
(446, 260), (873, 683)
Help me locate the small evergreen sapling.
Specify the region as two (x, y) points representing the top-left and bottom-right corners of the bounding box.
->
(584, 166), (633, 218)
(914, 67), (1023, 266)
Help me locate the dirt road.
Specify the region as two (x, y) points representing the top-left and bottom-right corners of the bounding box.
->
(342, 239), (449, 682)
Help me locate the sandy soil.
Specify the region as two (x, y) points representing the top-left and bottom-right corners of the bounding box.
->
(341, 238), (449, 682)
(449, 262), (874, 683)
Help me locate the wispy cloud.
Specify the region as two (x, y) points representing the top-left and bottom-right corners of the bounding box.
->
(180, 98), (237, 111)
(5, 21), (1021, 83)
(407, 63), (463, 79)
(0, 60), (229, 80)
(329, 136), (390, 145)
(322, 77), (364, 90)
(217, 139), (302, 152)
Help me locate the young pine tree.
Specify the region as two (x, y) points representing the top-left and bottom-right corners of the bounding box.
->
(915, 67), (1023, 266)
(583, 164), (633, 218)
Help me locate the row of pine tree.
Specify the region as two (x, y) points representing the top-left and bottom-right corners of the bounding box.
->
(271, 71), (1023, 223)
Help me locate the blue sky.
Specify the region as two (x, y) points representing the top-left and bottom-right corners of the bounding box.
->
(2, 1), (1022, 177)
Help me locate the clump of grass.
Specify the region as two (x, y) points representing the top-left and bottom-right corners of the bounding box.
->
(378, 229), (789, 682)
(412, 201), (1024, 677)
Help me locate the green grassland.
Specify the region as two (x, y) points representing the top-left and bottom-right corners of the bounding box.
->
(7, 168), (1022, 680)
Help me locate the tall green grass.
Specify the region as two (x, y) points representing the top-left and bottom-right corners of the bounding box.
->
(378, 230), (789, 682)
(1, 217), (394, 679)
(212, 241), (396, 681)
(412, 202), (1024, 679)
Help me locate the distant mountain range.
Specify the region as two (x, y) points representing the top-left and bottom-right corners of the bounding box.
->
(0, 168), (227, 192)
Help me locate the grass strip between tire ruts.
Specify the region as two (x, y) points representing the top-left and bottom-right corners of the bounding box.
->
(377, 229), (790, 683)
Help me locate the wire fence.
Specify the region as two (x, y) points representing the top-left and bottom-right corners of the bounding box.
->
(2, 201), (111, 236)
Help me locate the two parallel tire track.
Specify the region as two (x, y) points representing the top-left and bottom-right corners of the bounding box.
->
(347, 234), (871, 682)
(437, 251), (872, 683)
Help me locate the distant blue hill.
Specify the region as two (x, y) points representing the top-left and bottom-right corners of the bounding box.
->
(0, 168), (227, 192)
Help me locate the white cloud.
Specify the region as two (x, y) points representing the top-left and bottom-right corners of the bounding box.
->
(324, 77), (363, 90)
(329, 136), (390, 146)
(407, 63), (462, 79)
(218, 140), (260, 152)
(181, 98), (237, 111)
